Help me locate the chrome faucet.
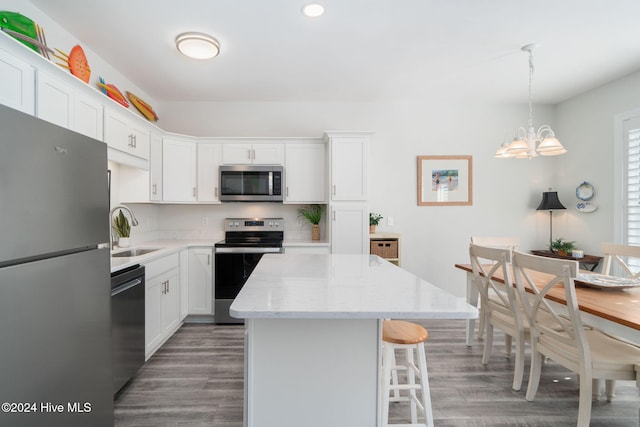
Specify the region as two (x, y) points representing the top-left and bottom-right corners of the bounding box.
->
(110, 204), (140, 249)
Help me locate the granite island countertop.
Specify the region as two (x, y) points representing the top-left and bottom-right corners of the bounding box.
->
(230, 253), (478, 320)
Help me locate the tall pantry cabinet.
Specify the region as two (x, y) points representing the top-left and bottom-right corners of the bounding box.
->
(325, 132), (370, 254)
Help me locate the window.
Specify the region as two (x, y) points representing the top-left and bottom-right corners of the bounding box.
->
(618, 113), (640, 272)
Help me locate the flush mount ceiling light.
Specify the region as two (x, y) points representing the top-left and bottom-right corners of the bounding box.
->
(175, 32), (220, 60)
(495, 44), (567, 159)
(302, 3), (325, 17)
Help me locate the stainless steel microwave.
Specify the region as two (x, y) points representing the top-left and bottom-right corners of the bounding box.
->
(219, 165), (284, 202)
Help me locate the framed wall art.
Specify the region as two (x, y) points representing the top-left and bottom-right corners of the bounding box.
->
(417, 155), (472, 206)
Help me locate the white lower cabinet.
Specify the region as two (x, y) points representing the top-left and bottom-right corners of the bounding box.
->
(144, 253), (181, 360)
(188, 247), (213, 315)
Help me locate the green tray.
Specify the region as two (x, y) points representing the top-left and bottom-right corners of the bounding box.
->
(0, 11), (37, 52)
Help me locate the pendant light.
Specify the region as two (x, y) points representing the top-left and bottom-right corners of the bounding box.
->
(495, 44), (567, 159)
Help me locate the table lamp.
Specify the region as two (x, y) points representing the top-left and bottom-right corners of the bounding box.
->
(536, 190), (566, 248)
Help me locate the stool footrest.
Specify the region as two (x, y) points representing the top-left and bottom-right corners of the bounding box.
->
(384, 424), (428, 427)
(390, 396), (426, 413)
(389, 384), (424, 391)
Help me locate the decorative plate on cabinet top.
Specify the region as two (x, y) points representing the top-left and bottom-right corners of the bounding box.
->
(576, 201), (597, 213)
(576, 181), (594, 201)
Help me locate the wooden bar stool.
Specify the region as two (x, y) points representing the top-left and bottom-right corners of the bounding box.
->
(381, 320), (433, 427)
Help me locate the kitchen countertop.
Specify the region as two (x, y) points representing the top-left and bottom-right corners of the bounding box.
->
(230, 253), (478, 319)
(110, 239), (330, 273)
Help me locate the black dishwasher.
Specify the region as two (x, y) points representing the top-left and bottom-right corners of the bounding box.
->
(111, 264), (145, 395)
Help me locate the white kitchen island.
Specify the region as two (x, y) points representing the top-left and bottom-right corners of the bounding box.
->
(230, 254), (478, 427)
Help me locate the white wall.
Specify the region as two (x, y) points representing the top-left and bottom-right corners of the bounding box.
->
(158, 100), (560, 297)
(555, 70), (640, 256)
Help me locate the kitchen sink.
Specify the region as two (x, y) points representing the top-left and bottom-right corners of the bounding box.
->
(111, 248), (160, 258)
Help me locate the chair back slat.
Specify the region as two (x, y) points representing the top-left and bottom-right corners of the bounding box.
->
(470, 236), (520, 250)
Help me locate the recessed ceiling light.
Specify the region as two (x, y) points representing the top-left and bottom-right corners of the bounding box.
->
(302, 3), (325, 17)
(175, 32), (220, 60)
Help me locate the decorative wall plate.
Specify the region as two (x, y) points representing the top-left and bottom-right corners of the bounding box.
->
(576, 182), (594, 201)
(576, 201), (597, 213)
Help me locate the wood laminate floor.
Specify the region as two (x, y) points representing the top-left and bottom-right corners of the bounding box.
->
(114, 320), (640, 426)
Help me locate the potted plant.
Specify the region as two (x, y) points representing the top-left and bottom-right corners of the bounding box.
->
(113, 209), (131, 248)
(298, 204), (323, 241)
(549, 238), (576, 256)
(369, 212), (383, 234)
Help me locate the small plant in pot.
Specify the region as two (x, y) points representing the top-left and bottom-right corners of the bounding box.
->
(549, 238), (576, 256)
(113, 209), (131, 248)
(298, 204), (323, 241)
(369, 212), (383, 234)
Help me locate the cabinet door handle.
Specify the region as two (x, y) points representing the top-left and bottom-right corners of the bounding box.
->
(247, 149), (251, 160)
(215, 187), (218, 197)
(332, 185), (336, 195)
(166, 279), (169, 293)
(152, 183), (157, 195)
(128, 134), (133, 148)
(208, 254), (211, 265)
(252, 148), (256, 160)
(286, 187), (289, 197)
(133, 135), (137, 148)
(193, 187), (197, 197)
(332, 210), (336, 221)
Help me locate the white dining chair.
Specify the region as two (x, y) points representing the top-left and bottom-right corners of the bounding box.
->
(469, 243), (529, 390)
(469, 237), (520, 340)
(601, 242), (640, 278)
(512, 251), (640, 427)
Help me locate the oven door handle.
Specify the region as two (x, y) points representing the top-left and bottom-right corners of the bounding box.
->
(215, 247), (283, 254)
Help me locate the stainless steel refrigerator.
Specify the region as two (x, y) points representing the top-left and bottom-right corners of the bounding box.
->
(0, 105), (114, 426)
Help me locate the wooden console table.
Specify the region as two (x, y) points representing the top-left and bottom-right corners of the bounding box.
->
(530, 250), (602, 271)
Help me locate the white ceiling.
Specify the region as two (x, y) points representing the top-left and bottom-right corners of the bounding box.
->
(28, 0), (640, 105)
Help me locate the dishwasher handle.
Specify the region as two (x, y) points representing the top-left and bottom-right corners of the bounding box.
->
(111, 278), (142, 297)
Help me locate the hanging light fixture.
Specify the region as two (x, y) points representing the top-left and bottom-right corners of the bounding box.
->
(495, 44), (567, 159)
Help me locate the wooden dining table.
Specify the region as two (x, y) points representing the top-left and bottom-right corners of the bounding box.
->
(455, 263), (640, 346)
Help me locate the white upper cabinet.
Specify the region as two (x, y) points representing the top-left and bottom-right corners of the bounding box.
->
(74, 92), (103, 140)
(284, 142), (326, 203)
(149, 132), (163, 201)
(222, 143), (283, 165)
(197, 143), (222, 203)
(163, 137), (197, 202)
(36, 69), (103, 140)
(330, 203), (369, 254)
(36, 69), (74, 129)
(104, 107), (150, 160)
(328, 134), (369, 201)
(0, 46), (34, 114)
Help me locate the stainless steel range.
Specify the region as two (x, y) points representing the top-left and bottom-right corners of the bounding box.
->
(214, 218), (284, 324)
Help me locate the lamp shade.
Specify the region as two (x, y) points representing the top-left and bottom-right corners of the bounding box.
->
(536, 191), (566, 211)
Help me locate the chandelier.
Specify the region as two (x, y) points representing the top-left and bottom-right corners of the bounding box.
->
(495, 44), (567, 159)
